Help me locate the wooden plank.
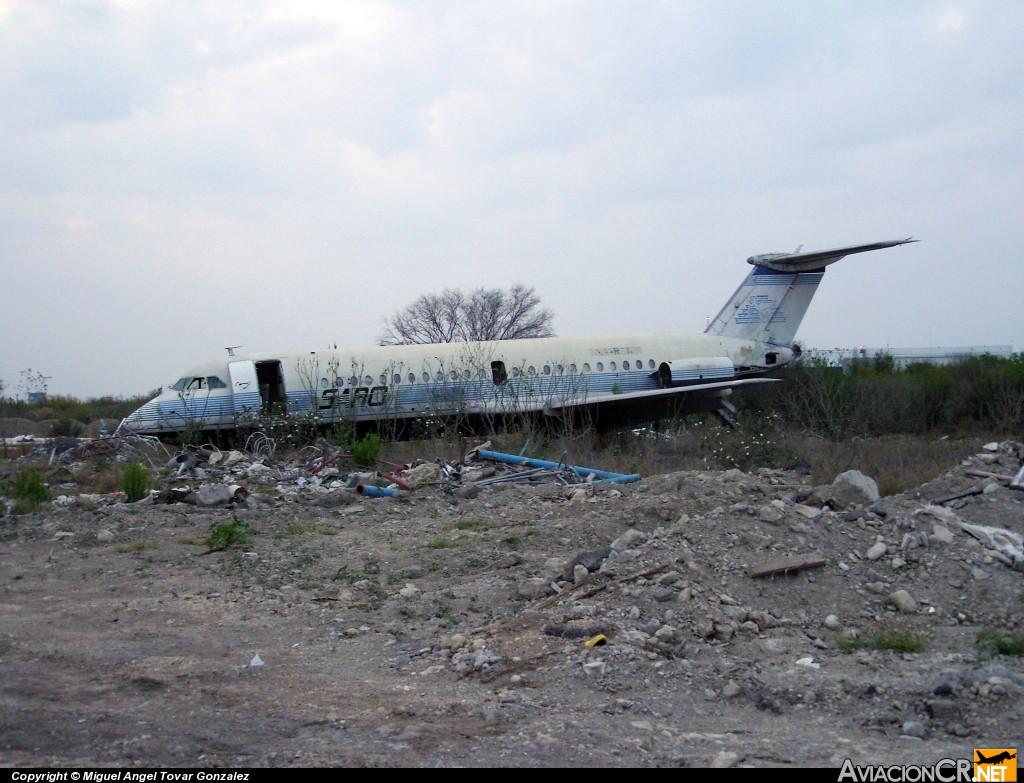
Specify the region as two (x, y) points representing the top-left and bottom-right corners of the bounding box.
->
(932, 485), (984, 505)
(749, 553), (826, 579)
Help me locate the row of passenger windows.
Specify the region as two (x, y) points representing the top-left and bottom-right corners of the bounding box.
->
(319, 358), (660, 388)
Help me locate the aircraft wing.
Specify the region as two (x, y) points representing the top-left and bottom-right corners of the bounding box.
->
(543, 377), (780, 413)
(748, 238), (917, 273)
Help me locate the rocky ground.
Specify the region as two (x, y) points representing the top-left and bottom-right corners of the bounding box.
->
(1, 435), (1023, 768)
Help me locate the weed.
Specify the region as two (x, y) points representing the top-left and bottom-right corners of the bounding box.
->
(121, 462), (150, 503)
(869, 628), (929, 653)
(427, 538), (454, 549)
(976, 627), (1024, 657)
(206, 518), (252, 552)
(698, 413), (797, 471)
(115, 539), (152, 553)
(502, 535), (521, 550)
(332, 566), (361, 583)
(11, 469), (50, 503)
(326, 419), (355, 449)
(351, 433), (382, 467)
(838, 625), (928, 653)
(387, 569), (425, 585)
(455, 518), (487, 531)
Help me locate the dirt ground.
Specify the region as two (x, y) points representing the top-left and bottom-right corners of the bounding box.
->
(1, 436), (1023, 768)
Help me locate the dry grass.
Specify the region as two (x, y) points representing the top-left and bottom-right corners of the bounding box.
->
(114, 538), (153, 553)
(380, 425), (972, 497)
(798, 435), (972, 495)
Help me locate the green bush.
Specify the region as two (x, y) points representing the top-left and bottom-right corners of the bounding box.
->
(977, 627), (1024, 657)
(744, 352), (1024, 439)
(207, 519), (251, 551)
(11, 470), (50, 502)
(51, 418), (85, 438)
(4, 469), (50, 515)
(350, 433), (382, 467)
(838, 625), (928, 653)
(121, 462), (150, 502)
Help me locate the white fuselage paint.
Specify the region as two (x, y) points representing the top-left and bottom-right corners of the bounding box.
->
(122, 332), (786, 434)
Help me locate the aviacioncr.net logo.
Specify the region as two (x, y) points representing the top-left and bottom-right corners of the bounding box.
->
(974, 749), (1017, 782)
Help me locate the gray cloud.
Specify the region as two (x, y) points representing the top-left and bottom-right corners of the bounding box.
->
(1, 0), (1021, 399)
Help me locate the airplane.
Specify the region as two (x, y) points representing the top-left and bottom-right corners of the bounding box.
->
(976, 751), (1016, 765)
(121, 238), (916, 436)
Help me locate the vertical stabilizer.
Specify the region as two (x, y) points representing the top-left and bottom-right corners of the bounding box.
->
(704, 238), (915, 346)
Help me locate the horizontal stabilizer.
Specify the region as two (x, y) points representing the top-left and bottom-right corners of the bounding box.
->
(745, 236), (921, 274)
(748, 238), (917, 273)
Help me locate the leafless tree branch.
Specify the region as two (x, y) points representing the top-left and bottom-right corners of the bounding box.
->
(379, 286), (555, 345)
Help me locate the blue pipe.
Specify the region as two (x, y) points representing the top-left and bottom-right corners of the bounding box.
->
(475, 449), (639, 484)
(356, 484), (398, 497)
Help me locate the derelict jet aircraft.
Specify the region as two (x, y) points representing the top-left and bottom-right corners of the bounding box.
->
(122, 238), (916, 436)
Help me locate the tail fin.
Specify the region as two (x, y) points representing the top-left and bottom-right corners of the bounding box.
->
(705, 238), (916, 346)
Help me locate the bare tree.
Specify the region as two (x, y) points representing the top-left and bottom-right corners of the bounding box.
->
(379, 285), (555, 345)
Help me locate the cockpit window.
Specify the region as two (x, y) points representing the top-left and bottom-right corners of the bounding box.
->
(171, 375), (226, 391)
(172, 377), (207, 391)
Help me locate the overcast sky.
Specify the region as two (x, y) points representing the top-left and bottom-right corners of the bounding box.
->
(1, 0), (1021, 399)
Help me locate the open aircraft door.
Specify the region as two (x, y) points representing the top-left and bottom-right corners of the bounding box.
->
(228, 361), (262, 418)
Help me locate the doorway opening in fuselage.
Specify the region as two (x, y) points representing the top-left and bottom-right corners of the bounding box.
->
(255, 361), (287, 414)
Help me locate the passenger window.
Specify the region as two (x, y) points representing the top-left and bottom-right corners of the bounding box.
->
(463, 369), (471, 380)
(336, 377), (345, 387)
(408, 372), (416, 384)
(543, 365), (551, 375)
(364, 375), (373, 386)
(610, 362), (617, 371)
(321, 378), (329, 388)
(207, 376), (227, 389)
(557, 364), (564, 375)
(582, 363), (591, 373)
(394, 373), (402, 384)
(648, 359), (655, 369)
(435, 371), (444, 382)
(527, 366), (536, 376)
(422, 372), (430, 383)
(449, 370), (458, 380)
(511, 366), (521, 377)
(596, 362), (604, 372)
(569, 364), (577, 374)
(349, 376), (358, 387)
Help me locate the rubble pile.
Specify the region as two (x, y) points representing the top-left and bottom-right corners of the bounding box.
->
(1, 437), (1022, 766)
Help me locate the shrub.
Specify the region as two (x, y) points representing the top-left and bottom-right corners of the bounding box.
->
(977, 627), (1024, 657)
(350, 433), (382, 467)
(838, 625), (928, 653)
(207, 519), (251, 551)
(12, 469), (50, 503)
(50, 418), (84, 438)
(121, 462), (150, 502)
